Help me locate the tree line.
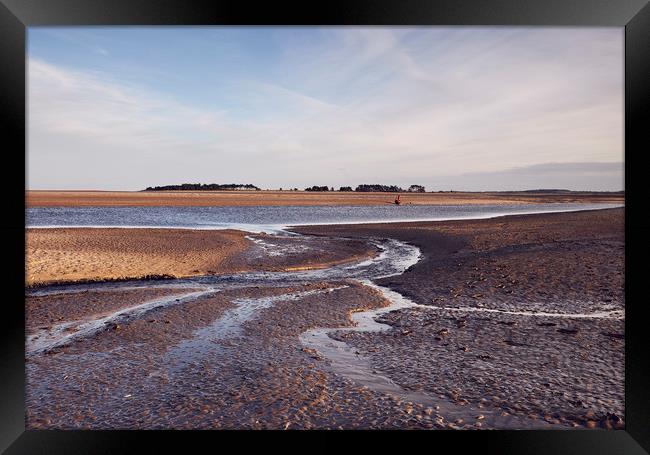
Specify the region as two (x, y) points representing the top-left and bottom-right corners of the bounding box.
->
(305, 184), (425, 193)
(144, 183), (260, 191)
(305, 184), (425, 192)
(144, 183), (427, 192)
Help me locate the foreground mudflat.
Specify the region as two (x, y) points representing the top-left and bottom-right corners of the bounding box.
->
(26, 283), (455, 429)
(293, 208), (625, 429)
(25, 208), (624, 429)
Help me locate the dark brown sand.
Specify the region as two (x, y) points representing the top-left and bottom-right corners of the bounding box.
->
(293, 208), (625, 429)
(293, 208), (624, 313)
(26, 287), (202, 335)
(26, 283), (452, 429)
(330, 308), (623, 428)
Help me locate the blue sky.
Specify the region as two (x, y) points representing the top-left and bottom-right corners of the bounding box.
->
(27, 27), (624, 191)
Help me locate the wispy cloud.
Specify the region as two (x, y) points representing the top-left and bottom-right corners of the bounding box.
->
(28, 28), (623, 190)
(428, 162), (624, 191)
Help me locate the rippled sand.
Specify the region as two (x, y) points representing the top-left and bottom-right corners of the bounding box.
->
(27, 283), (452, 429)
(25, 208), (624, 430)
(294, 208), (625, 429)
(26, 228), (250, 286)
(26, 228), (375, 286)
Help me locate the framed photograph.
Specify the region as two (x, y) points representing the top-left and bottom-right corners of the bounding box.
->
(1, 0), (648, 452)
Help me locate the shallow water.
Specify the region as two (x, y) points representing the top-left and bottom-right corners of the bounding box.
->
(27, 289), (216, 355)
(27, 203), (622, 232)
(165, 286), (348, 373)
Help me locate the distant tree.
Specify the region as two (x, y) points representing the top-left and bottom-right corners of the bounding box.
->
(305, 185), (330, 192)
(143, 183), (260, 191)
(355, 184), (405, 193)
(408, 185), (425, 193)
(339, 186), (353, 192)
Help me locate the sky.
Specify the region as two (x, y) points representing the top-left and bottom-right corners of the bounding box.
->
(27, 27), (624, 191)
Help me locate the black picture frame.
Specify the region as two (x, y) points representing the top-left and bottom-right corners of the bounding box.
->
(1, 0), (648, 453)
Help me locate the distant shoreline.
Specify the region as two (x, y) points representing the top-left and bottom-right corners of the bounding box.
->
(26, 190), (625, 207)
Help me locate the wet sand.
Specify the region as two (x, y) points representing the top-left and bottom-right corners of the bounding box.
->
(27, 283), (454, 429)
(26, 228), (376, 286)
(293, 208), (625, 429)
(25, 208), (624, 430)
(26, 287), (202, 335)
(27, 190), (624, 207)
(292, 208), (624, 313)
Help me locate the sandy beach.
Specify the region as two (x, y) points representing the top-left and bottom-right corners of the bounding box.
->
(26, 228), (250, 286)
(26, 228), (376, 287)
(26, 190), (624, 207)
(25, 207), (624, 430)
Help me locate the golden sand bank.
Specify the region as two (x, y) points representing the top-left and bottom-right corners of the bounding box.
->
(26, 228), (250, 286)
(25, 227), (377, 287)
